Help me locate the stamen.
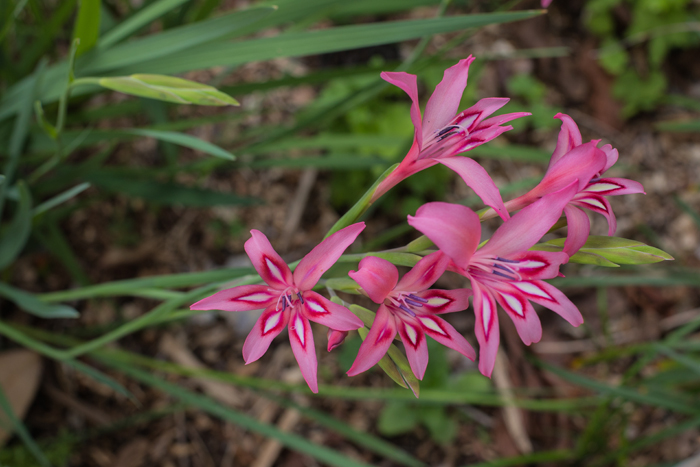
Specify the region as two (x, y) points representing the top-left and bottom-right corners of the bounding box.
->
(297, 292), (304, 304)
(282, 300), (287, 312)
(437, 125), (460, 137)
(407, 294), (428, 303)
(493, 263), (516, 274)
(398, 304), (416, 317)
(495, 257), (519, 264)
(493, 270), (516, 280)
(589, 177), (601, 183)
(404, 298), (424, 308)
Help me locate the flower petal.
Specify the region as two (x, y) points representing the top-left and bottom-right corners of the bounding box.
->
(456, 97), (511, 132)
(508, 250), (568, 280)
(417, 314), (476, 361)
(599, 144), (618, 173)
(472, 281), (500, 378)
(396, 314), (429, 380)
(422, 56), (475, 140)
(327, 329), (348, 352)
(294, 222), (365, 291)
(562, 205), (590, 257)
(415, 288), (472, 314)
(510, 280), (583, 327)
(302, 291), (363, 331)
(573, 194), (617, 235)
(347, 305), (397, 376)
(474, 110), (531, 130)
(538, 142), (607, 194)
(437, 157), (509, 221)
(480, 181), (578, 259)
(395, 251), (448, 292)
(549, 113), (583, 168)
(584, 177), (645, 196)
(491, 284), (542, 345)
(380, 71), (423, 148)
(288, 310), (319, 393)
(349, 256), (399, 304)
(190, 284), (278, 312)
(242, 305), (289, 364)
(245, 230), (293, 289)
(408, 202), (481, 271)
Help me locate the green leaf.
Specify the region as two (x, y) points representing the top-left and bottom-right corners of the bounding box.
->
(96, 74), (239, 106)
(97, 0), (189, 49)
(534, 236), (674, 267)
(378, 401), (418, 436)
(73, 0), (101, 56)
(0, 181), (32, 269)
(122, 129), (235, 160)
(62, 358), (137, 402)
(0, 384), (51, 467)
(656, 119), (700, 132)
(33, 182), (90, 217)
(0, 283), (80, 318)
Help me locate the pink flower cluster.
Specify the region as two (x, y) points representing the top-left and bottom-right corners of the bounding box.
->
(191, 57), (644, 393)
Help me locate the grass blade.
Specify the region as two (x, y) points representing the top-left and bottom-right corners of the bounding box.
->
(62, 358), (137, 402)
(32, 182), (90, 217)
(0, 181), (32, 269)
(122, 128), (235, 158)
(0, 283), (80, 319)
(0, 384), (50, 467)
(73, 0), (101, 56)
(97, 0), (189, 49)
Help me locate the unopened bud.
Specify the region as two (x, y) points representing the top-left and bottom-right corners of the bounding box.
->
(327, 329), (349, 352)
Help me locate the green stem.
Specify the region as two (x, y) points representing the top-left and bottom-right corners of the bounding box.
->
(54, 38), (80, 136)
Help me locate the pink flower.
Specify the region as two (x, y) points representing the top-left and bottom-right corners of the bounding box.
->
(372, 56), (530, 220)
(190, 224), (365, 393)
(503, 113), (645, 256)
(346, 252), (475, 380)
(542, 0), (553, 7)
(408, 185), (583, 377)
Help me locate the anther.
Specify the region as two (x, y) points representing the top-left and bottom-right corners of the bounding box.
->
(493, 263), (516, 274)
(437, 125), (460, 137)
(398, 304), (416, 317)
(297, 292), (304, 304)
(492, 270), (516, 280)
(404, 298), (424, 308)
(495, 256), (519, 264)
(407, 294), (428, 303)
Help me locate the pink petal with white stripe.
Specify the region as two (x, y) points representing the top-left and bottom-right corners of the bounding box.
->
(242, 305), (289, 364)
(397, 314), (429, 380)
(395, 251), (448, 292)
(584, 177), (645, 196)
(538, 142), (606, 194)
(347, 305), (397, 376)
(507, 250), (568, 280)
(472, 281), (500, 378)
(422, 56), (475, 139)
(417, 314), (476, 361)
(457, 97), (511, 132)
(380, 71), (423, 148)
(288, 310), (319, 393)
(190, 284), (278, 312)
(408, 202), (481, 270)
(474, 110), (531, 131)
(573, 194), (617, 235)
(549, 113), (582, 168)
(302, 291), (363, 331)
(511, 280), (583, 327)
(415, 288), (472, 314)
(349, 256), (398, 304)
(244, 230), (293, 289)
(492, 285), (542, 345)
(294, 222), (365, 291)
(437, 157), (509, 221)
(562, 205), (590, 257)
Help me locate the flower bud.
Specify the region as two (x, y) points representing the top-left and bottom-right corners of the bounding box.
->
(327, 330), (349, 352)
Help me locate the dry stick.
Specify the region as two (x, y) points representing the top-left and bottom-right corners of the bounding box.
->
(492, 349), (533, 454)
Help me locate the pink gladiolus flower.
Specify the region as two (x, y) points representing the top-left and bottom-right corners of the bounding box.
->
(347, 252), (475, 380)
(190, 224), (366, 393)
(372, 56), (530, 220)
(502, 113), (645, 256)
(408, 185), (584, 377)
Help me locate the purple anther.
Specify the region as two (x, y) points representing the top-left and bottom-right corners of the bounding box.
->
(492, 270), (516, 280)
(398, 304), (416, 317)
(589, 177), (601, 183)
(282, 300), (287, 312)
(495, 256), (519, 264)
(404, 298), (424, 308)
(437, 125), (460, 137)
(493, 263), (515, 274)
(407, 294), (428, 303)
(297, 292), (304, 304)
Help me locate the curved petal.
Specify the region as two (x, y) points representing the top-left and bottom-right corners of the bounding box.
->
(510, 280), (583, 327)
(437, 157), (509, 221)
(448, 124), (514, 156)
(563, 205), (590, 257)
(474, 110), (531, 131)
(472, 281), (500, 378)
(457, 97), (511, 132)
(584, 177), (645, 196)
(327, 329), (348, 352)
(422, 56), (475, 139)
(302, 291), (363, 331)
(491, 283), (542, 345)
(396, 314), (429, 380)
(242, 305), (289, 364)
(549, 113), (582, 168)
(395, 251), (448, 292)
(480, 181), (578, 259)
(190, 284), (278, 312)
(347, 305), (397, 376)
(414, 288), (472, 314)
(599, 144), (618, 173)
(245, 230), (293, 290)
(288, 310), (319, 393)
(416, 314), (476, 361)
(408, 202), (481, 271)
(349, 256), (398, 304)
(573, 194), (617, 235)
(508, 250), (568, 280)
(538, 142), (607, 195)
(381, 71), (423, 148)
(294, 222), (365, 290)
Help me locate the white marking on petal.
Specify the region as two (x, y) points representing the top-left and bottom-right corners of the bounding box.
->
(240, 292), (272, 303)
(502, 294), (524, 317)
(513, 282), (552, 300)
(404, 323), (418, 345)
(427, 297), (450, 306)
(263, 312), (281, 334)
(419, 316), (447, 335)
(306, 299), (327, 314)
(294, 315), (305, 346)
(482, 297), (492, 336)
(586, 182), (621, 193)
(517, 260), (546, 269)
(265, 257), (285, 283)
(579, 198), (606, 210)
